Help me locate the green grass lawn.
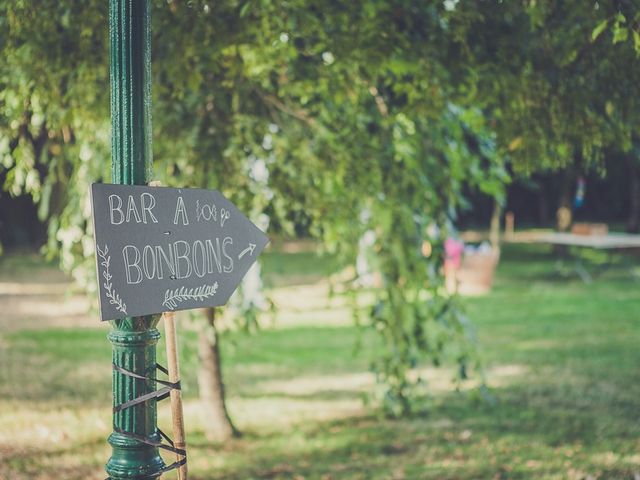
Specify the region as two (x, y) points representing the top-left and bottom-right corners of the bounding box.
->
(0, 244), (638, 479)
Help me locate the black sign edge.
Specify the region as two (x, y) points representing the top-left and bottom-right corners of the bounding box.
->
(90, 183), (111, 321)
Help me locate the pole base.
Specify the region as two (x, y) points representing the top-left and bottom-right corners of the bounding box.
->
(106, 431), (165, 479)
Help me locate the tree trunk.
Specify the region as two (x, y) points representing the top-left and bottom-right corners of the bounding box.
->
(556, 168), (574, 232)
(554, 168), (575, 256)
(489, 199), (502, 255)
(627, 155), (640, 233)
(197, 307), (239, 441)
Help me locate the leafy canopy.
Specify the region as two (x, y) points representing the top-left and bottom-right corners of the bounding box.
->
(2, 0), (638, 413)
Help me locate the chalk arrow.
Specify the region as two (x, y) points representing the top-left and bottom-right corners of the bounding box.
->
(238, 243), (257, 260)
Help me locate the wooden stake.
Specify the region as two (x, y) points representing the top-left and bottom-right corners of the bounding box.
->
(149, 181), (187, 478)
(164, 310), (188, 480)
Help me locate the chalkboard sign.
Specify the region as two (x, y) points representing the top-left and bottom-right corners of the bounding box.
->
(90, 183), (269, 321)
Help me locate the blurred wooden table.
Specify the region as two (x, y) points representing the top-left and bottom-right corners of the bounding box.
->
(506, 231), (640, 283)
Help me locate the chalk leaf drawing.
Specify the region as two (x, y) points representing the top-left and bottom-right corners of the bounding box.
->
(96, 244), (127, 315)
(163, 282), (219, 310)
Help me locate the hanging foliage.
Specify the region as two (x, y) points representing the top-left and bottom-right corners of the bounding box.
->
(4, 0), (639, 414)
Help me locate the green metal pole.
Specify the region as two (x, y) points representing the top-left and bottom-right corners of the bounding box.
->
(106, 1), (165, 478)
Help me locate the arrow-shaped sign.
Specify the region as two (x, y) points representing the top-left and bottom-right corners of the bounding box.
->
(90, 183), (269, 321)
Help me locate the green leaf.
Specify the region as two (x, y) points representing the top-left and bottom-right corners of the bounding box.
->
(239, 2), (252, 18)
(613, 13), (629, 44)
(613, 25), (629, 44)
(591, 19), (609, 41)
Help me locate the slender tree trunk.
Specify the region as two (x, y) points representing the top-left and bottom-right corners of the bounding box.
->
(489, 199), (502, 256)
(554, 167), (575, 256)
(197, 307), (239, 441)
(626, 155), (640, 233)
(556, 168), (575, 232)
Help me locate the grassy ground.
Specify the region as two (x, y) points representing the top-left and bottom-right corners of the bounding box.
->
(0, 244), (638, 479)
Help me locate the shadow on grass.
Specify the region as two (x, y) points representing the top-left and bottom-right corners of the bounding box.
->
(184, 380), (640, 479)
(4, 373), (638, 480)
(2, 341), (639, 479)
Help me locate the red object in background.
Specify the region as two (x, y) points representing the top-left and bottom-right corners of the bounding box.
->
(444, 237), (464, 269)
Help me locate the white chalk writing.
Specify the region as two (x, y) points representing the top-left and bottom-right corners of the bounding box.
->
(109, 193), (158, 225)
(174, 196), (189, 225)
(121, 237), (234, 284)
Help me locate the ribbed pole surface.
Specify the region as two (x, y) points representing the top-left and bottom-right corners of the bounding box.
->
(109, 0), (153, 185)
(105, 1), (164, 478)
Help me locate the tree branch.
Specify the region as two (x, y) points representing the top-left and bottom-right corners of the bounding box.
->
(257, 91), (317, 127)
